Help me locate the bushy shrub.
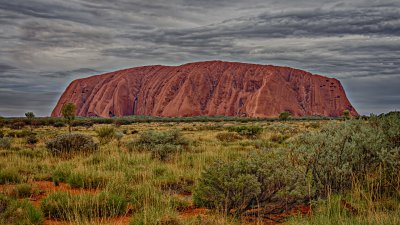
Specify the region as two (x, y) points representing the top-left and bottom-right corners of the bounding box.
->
(137, 129), (188, 147)
(0, 137), (12, 150)
(134, 129), (188, 161)
(0, 130), (4, 138)
(1, 199), (43, 225)
(152, 144), (182, 161)
(41, 191), (127, 220)
(215, 132), (242, 142)
(193, 152), (307, 216)
(26, 134), (38, 145)
(269, 133), (290, 144)
(226, 126), (263, 138)
(96, 126), (115, 144)
(0, 168), (22, 184)
(53, 121), (65, 128)
(46, 134), (98, 156)
(293, 118), (400, 198)
(279, 111), (290, 120)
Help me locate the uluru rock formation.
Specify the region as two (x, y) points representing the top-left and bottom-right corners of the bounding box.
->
(52, 61), (358, 118)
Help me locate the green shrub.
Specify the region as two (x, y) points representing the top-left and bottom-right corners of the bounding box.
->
(0, 137), (12, 150)
(0, 130), (4, 138)
(0, 168), (22, 184)
(26, 134), (38, 145)
(46, 133), (98, 156)
(269, 133), (290, 144)
(41, 192), (127, 220)
(279, 111), (290, 120)
(226, 126), (263, 138)
(1, 199), (43, 225)
(215, 132), (242, 142)
(137, 129), (188, 147)
(53, 121), (65, 128)
(95, 126), (116, 144)
(193, 152), (307, 216)
(293, 118), (400, 198)
(151, 144), (182, 161)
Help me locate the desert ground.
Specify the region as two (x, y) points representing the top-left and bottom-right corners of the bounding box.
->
(0, 115), (399, 225)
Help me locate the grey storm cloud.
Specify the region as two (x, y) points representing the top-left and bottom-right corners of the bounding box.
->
(0, 0), (399, 116)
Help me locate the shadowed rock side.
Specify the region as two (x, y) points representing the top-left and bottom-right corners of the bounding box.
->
(51, 61), (358, 118)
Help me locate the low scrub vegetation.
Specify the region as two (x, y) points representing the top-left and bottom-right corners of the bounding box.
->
(0, 194), (43, 225)
(46, 133), (98, 156)
(41, 191), (127, 220)
(0, 113), (398, 224)
(95, 126), (116, 144)
(226, 126), (263, 138)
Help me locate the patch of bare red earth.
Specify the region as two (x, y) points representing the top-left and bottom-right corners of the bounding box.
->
(0, 181), (132, 225)
(175, 192), (312, 224)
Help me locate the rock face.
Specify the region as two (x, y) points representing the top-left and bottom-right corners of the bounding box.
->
(52, 61), (358, 118)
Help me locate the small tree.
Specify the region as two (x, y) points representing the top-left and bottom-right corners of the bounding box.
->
(342, 109), (350, 120)
(279, 111), (290, 121)
(61, 103), (76, 134)
(25, 112), (35, 132)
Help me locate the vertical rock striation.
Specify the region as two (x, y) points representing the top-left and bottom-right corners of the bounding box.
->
(52, 61), (358, 118)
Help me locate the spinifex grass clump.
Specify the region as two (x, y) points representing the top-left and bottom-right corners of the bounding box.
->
(95, 126), (116, 144)
(128, 129), (188, 161)
(46, 133), (98, 156)
(41, 191), (127, 221)
(0, 194), (43, 225)
(0, 168), (22, 184)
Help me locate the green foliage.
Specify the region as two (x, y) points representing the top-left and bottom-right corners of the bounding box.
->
(0, 168), (22, 184)
(61, 102), (76, 133)
(293, 117), (400, 198)
(0, 130), (4, 138)
(46, 133), (98, 156)
(96, 126), (116, 144)
(10, 184), (35, 198)
(0, 137), (12, 149)
(0, 198), (43, 225)
(193, 152), (307, 216)
(6, 130), (31, 138)
(215, 132), (242, 142)
(269, 133), (290, 144)
(41, 191), (127, 220)
(25, 112), (35, 120)
(151, 144), (182, 161)
(342, 109), (351, 120)
(226, 126), (263, 139)
(25, 134), (38, 145)
(67, 170), (109, 189)
(279, 111), (290, 120)
(53, 121), (65, 127)
(129, 130), (188, 161)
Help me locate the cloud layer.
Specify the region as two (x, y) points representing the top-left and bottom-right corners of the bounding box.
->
(0, 0), (399, 116)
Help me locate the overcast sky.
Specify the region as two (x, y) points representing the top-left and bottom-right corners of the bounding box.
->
(0, 0), (399, 117)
